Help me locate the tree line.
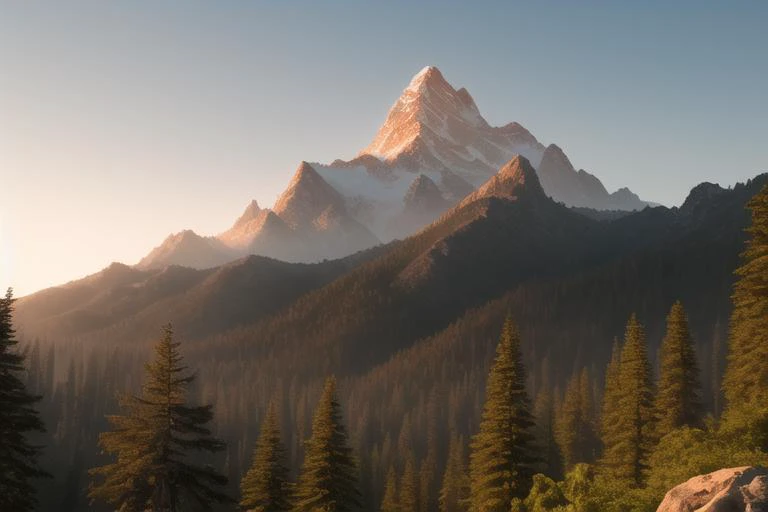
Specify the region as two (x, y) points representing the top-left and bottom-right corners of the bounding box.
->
(0, 183), (766, 510)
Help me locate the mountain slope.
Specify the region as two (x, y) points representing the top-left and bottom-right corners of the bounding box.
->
(138, 66), (651, 272)
(537, 144), (646, 210)
(360, 66), (545, 184)
(15, 248), (389, 343)
(137, 230), (234, 270)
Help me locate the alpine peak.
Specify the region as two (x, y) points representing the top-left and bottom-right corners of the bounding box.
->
(405, 65), (447, 93)
(459, 155), (543, 208)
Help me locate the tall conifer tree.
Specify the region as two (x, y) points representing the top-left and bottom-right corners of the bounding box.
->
(293, 377), (362, 511)
(240, 401), (293, 511)
(533, 386), (562, 479)
(380, 466), (399, 512)
(600, 315), (655, 486)
(399, 454), (418, 512)
(439, 433), (468, 512)
(89, 324), (230, 511)
(556, 368), (597, 469)
(723, 184), (768, 449)
(469, 316), (538, 510)
(0, 288), (49, 511)
(600, 339), (622, 460)
(655, 301), (703, 439)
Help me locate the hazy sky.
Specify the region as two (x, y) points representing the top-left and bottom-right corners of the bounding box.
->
(2, 1), (766, 296)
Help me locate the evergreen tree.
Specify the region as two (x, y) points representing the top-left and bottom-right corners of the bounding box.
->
(600, 315), (655, 486)
(399, 453), (418, 512)
(0, 288), (49, 511)
(723, 184), (768, 449)
(293, 377), (362, 511)
(469, 316), (538, 510)
(418, 456), (435, 512)
(380, 466), (399, 512)
(240, 401), (293, 511)
(532, 386), (562, 479)
(89, 324), (230, 511)
(600, 339), (622, 462)
(655, 301), (703, 439)
(439, 433), (468, 512)
(577, 368), (598, 462)
(556, 368), (597, 470)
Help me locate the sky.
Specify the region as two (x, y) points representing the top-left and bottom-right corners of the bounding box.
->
(1, 1), (766, 296)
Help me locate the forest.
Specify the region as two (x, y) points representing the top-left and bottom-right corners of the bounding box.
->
(2, 175), (768, 511)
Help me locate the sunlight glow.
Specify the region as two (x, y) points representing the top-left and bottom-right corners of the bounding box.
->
(0, 218), (13, 292)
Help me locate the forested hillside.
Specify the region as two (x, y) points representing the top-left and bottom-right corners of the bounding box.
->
(11, 165), (768, 511)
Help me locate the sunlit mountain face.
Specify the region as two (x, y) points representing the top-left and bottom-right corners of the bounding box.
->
(138, 66), (650, 270)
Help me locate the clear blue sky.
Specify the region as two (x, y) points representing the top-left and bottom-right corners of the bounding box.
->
(1, 1), (766, 296)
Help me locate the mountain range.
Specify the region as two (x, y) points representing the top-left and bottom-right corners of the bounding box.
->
(137, 66), (649, 270)
(15, 145), (766, 511)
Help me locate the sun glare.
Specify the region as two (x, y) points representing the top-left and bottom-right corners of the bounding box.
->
(0, 218), (12, 292)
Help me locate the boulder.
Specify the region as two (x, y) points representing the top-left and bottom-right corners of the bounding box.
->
(657, 466), (768, 511)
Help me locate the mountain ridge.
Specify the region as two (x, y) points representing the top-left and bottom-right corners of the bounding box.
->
(121, 66), (650, 272)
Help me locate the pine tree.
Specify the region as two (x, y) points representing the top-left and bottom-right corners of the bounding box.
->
(293, 377), (362, 511)
(600, 315), (655, 486)
(469, 316), (538, 510)
(533, 386), (562, 479)
(240, 401), (293, 511)
(418, 456), (435, 512)
(723, 184), (768, 449)
(577, 368), (598, 462)
(655, 301), (703, 439)
(89, 324), (230, 511)
(600, 339), (622, 462)
(380, 466), (399, 512)
(556, 368), (597, 470)
(0, 288), (49, 511)
(439, 433), (468, 512)
(399, 453), (418, 512)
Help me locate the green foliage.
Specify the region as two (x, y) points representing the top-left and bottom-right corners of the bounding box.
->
(294, 377), (362, 511)
(399, 454), (418, 512)
(655, 301), (703, 438)
(469, 317), (538, 511)
(534, 386), (563, 479)
(240, 401), (293, 511)
(439, 433), (468, 512)
(559, 464), (599, 512)
(723, 183), (768, 449)
(380, 466), (399, 512)
(555, 369), (597, 470)
(0, 288), (49, 511)
(89, 324), (230, 511)
(644, 426), (768, 506)
(600, 316), (655, 486)
(510, 474), (569, 512)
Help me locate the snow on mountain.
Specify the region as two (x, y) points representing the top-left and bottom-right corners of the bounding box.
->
(360, 66), (545, 186)
(139, 65), (651, 270)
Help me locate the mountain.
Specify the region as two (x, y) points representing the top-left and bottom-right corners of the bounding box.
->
(137, 230), (233, 270)
(359, 66), (545, 184)
(137, 66), (650, 271)
(16, 160), (766, 511)
(537, 143), (646, 210)
(15, 246), (391, 343)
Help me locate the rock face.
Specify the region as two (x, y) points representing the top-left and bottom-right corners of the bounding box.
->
(657, 466), (768, 512)
(139, 65), (653, 270)
(360, 66), (545, 185)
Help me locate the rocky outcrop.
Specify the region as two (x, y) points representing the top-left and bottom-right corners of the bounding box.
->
(657, 466), (768, 512)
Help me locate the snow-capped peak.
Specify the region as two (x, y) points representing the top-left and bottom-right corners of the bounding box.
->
(359, 66), (544, 184)
(405, 65), (445, 94)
